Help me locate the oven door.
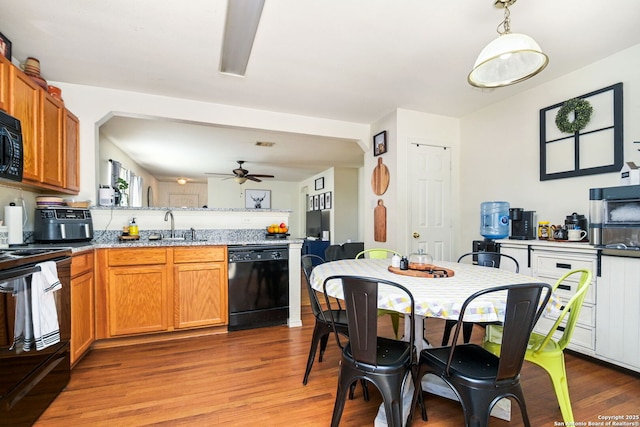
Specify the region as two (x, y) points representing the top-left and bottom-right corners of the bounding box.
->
(0, 258), (70, 426)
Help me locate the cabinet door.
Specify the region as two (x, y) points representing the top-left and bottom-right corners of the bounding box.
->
(174, 262), (227, 328)
(596, 256), (640, 371)
(498, 244), (530, 275)
(40, 92), (64, 187)
(9, 68), (40, 182)
(108, 265), (168, 336)
(0, 55), (8, 112)
(64, 109), (80, 192)
(71, 270), (94, 365)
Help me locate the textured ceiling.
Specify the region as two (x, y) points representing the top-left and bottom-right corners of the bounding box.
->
(2, 0), (639, 182)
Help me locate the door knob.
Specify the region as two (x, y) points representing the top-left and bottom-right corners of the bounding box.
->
(412, 232), (420, 239)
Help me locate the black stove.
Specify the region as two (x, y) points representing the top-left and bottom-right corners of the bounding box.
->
(0, 247), (71, 273)
(0, 246), (72, 426)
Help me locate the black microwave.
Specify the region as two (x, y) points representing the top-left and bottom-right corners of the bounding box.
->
(0, 109), (23, 182)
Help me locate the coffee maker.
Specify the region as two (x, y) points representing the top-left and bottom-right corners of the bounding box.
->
(509, 208), (536, 240)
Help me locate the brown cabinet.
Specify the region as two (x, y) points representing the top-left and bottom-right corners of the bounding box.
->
(9, 67), (40, 182)
(40, 92), (65, 188)
(0, 54), (8, 112)
(64, 109), (80, 192)
(71, 251), (95, 366)
(95, 246), (227, 339)
(174, 246), (227, 329)
(7, 60), (79, 193)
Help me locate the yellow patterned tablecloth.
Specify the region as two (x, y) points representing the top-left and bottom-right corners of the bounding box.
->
(310, 258), (556, 323)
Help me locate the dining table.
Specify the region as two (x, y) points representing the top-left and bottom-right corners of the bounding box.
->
(309, 257), (560, 425)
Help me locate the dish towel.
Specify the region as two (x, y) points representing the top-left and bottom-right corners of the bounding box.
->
(30, 261), (62, 351)
(3, 278), (34, 353)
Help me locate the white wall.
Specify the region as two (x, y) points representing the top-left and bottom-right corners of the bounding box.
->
(458, 44), (640, 250)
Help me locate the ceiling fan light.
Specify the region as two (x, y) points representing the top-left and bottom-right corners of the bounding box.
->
(219, 0), (265, 77)
(468, 33), (548, 88)
(234, 176), (248, 184)
(177, 178), (187, 185)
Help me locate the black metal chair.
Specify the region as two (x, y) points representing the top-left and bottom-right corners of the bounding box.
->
(323, 275), (417, 427)
(410, 282), (552, 427)
(441, 251), (520, 345)
(301, 254), (348, 385)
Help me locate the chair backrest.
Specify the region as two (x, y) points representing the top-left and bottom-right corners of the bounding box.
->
(536, 268), (593, 352)
(301, 254), (326, 319)
(447, 282), (552, 381)
(355, 248), (400, 259)
(457, 251), (520, 273)
(323, 275), (415, 366)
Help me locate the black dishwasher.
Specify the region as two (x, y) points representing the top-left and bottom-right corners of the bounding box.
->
(228, 245), (289, 331)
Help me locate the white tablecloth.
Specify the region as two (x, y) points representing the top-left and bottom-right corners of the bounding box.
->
(310, 258), (556, 324)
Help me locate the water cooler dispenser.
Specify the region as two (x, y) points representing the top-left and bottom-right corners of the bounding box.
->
(472, 202), (510, 258)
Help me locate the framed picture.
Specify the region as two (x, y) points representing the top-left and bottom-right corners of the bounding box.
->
(0, 32), (11, 60)
(308, 195), (313, 211)
(315, 177), (324, 191)
(319, 193), (325, 210)
(324, 192), (332, 209)
(374, 130), (387, 156)
(245, 189), (271, 209)
(313, 195), (319, 210)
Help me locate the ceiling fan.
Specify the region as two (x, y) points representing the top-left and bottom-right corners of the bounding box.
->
(206, 160), (274, 184)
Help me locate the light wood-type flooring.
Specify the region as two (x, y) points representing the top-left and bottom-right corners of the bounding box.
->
(37, 290), (639, 426)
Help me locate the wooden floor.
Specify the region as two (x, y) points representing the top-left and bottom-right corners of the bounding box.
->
(37, 301), (639, 426)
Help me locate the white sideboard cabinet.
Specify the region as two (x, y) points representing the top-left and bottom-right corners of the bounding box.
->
(497, 240), (639, 372)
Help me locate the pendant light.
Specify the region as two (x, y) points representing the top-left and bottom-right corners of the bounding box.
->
(468, 0), (548, 88)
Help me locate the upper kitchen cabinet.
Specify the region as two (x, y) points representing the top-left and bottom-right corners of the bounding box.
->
(64, 109), (80, 192)
(9, 66), (40, 182)
(0, 54), (8, 111)
(8, 61), (80, 194)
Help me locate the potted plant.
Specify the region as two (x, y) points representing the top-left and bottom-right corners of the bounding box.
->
(115, 178), (129, 206)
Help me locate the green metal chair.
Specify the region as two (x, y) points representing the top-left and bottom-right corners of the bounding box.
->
(355, 248), (403, 339)
(483, 268), (593, 426)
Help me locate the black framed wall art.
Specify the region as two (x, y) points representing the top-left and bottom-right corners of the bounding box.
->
(539, 83), (623, 181)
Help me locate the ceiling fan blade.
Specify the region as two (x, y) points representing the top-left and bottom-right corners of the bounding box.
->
(205, 172), (235, 176)
(247, 174), (274, 178)
(247, 176), (262, 182)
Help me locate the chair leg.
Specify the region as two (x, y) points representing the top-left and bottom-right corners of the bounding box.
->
(390, 312), (401, 339)
(442, 320), (473, 345)
(303, 321), (328, 385)
(539, 355), (574, 424)
(410, 366), (428, 422)
(331, 370), (353, 427)
(462, 322), (473, 343)
(319, 333), (330, 362)
(377, 373), (406, 427)
(442, 320), (455, 346)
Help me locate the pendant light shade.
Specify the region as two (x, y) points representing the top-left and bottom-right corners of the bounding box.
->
(468, 33), (548, 88)
(468, 0), (548, 88)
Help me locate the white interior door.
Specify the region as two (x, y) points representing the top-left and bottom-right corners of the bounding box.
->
(409, 143), (453, 261)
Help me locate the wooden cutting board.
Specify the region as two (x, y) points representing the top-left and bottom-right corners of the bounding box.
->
(374, 199), (386, 242)
(371, 157), (389, 195)
(388, 266), (455, 278)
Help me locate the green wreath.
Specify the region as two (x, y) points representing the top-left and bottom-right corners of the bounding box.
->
(555, 98), (593, 134)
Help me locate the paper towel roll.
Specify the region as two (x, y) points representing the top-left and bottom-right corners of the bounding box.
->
(5, 205), (23, 245)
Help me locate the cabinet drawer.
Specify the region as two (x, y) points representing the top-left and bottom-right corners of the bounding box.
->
(107, 248), (168, 266)
(535, 316), (595, 350)
(71, 251), (94, 276)
(533, 253), (596, 277)
(537, 273), (595, 304)
(173, 246), (226, 264)
(541, 299), (595, 327)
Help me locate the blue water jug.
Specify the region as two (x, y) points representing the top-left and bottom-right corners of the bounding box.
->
(480, 201), (510, 239)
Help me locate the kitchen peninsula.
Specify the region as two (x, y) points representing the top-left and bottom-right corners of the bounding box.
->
(72, 207), (302, 357)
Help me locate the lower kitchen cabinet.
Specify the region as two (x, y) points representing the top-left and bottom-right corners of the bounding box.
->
(70, 251), (95, 365)
(174, 246), (227, 329)
(596, 255), (640, 372)
(499, 239), (640, 373)
(96, 246), (228, 339)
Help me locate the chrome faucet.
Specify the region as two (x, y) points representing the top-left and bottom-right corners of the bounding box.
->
(164, 210), (175, 238)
